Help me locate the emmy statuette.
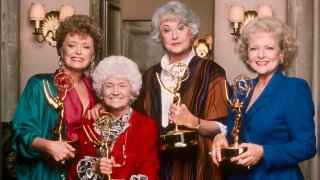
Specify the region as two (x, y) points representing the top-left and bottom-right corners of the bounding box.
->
(42, 69), (78, 165)
(43, 69), (74, 142)
(156, 63), (198, 150)
(83, 112), (115, 180)
(221, 74), (252, 159)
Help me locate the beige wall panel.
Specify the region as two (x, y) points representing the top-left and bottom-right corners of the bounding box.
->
(122, 0), (213, 41)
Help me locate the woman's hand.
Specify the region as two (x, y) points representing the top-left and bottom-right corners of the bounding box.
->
(86, 103), (105, 120)
(46, 140), (76, 163)
(168, 103), (222, 136)
(93, 156), (115, 176)
(168, 104), (197, 129)
(32, 137), (75, 164)
(47, 141), (76, 164)
(211, 134), (228, 166)
(231, 143), (264, 167)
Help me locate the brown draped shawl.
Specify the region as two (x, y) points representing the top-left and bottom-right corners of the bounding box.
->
(133, 56), (229, 180)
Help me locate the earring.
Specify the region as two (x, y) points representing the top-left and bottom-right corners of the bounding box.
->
(246, 60), (250, 65)
(58, 56), (65, 69)
(89, 61), (95, 77)
(129, 96), (135, 105)
(280, 57), (284, 64)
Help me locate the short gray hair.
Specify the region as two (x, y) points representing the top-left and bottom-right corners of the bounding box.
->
(150, 0), (200, 44)
(92, 56), (142, 103)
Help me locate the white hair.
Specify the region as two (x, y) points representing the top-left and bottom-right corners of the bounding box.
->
(92, 56), (142, 103)
(150, 0), (200, 44)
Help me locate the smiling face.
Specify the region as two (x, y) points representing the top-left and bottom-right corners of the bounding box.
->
(61, 33), (95, 74)
(247, 32), (283, 79)
(159, 18), (193, 63)
(101, 75), (132, 116)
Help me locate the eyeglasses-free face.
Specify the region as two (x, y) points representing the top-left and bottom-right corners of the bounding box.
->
(101, 75), (132, 116)
(247, 32), (282, 79)
(159, 18), (193, 63)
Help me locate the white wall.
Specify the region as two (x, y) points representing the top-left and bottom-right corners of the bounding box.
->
(214, 0), (286, 83)
(20, 0), (89, 92)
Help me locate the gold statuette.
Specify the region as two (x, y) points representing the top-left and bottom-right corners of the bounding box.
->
(43, 69), (73, 141)
(156, 63), (198, 150)
(83, 112), (115, 180)
(221, 74), (252, 159)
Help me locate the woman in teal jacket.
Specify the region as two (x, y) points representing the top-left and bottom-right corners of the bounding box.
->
(211, 17), (316, 179)
(11, 15), (102, 179)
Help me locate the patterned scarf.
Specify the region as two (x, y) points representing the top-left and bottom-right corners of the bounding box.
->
(93, 108), (132, 149)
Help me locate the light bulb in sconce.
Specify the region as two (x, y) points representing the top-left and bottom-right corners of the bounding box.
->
(228, 6), (244, 39)
(29, 3), (45, 31)
(228, 5), (273, 41)
(59, 5), (75, 21)
(29, 4), (76, 47)
(257, 5), (273, 17)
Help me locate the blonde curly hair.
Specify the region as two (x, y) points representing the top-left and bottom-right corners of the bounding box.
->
(235, 16), (298, 72)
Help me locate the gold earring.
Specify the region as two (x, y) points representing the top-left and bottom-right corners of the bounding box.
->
(280, 57), (284, 64)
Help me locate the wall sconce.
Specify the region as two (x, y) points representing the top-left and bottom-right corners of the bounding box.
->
(193, 36), (213, 59)
(229, 6), (245, 39)
(229, 5), (273, 41)
(29, 3), (75, 47)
